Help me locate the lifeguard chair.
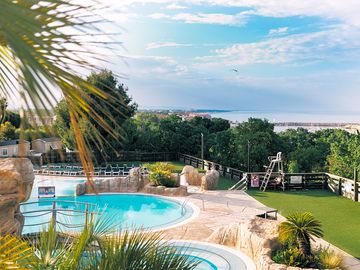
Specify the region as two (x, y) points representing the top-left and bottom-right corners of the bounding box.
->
(259, 152), (284, 191)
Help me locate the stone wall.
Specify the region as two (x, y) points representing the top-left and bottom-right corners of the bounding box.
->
(0, 158), (34, 235)
(76, 167), (147, 195)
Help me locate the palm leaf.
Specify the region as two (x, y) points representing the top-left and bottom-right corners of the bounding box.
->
(0, 234), (35, 269)
(0, 0), (122, 181)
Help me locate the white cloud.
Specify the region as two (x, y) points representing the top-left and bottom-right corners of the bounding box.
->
(146, 42), (191, 50)
(165, 3), (187, 10)
(149, 12), (247, 25)
(195, 26), (360, 67)
(268, 27), (288, 36)
(109, 0), (360, 27)
(148, 13), (169, 19)
(124, 55), (188, 76)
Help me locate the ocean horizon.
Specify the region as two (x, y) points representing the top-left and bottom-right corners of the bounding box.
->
(208, 111), (360, 124)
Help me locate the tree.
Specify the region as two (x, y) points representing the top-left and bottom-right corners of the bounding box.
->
(53, 71), (137, 160)
(232, 118), (280, 171)
(279, 128), (330, 173)
(0, 97), (7, 125)
(4, 110), (21, 128)
(0, 122), (17, 141)
(279, 212), (323, 256)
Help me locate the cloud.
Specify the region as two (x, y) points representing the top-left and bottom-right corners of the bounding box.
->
(195, 26), (360, 67)
(268, 27), (288, 36)
(146, 42), (191, 50)
(110, 0), (360, 27)
(148, 13), (169, 19)
(148, 12), (247, 25)
(165, 3), (187, 10)
(124, 55), (188, 77)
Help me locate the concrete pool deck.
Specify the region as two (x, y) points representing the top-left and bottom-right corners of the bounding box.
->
(161, 188), (360, 270)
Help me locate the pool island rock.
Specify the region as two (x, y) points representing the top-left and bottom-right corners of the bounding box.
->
(76, 167), (147, 195)
(0, 158), (34, 234)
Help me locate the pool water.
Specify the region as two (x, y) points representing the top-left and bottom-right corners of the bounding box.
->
(173, 241), (256, 270)
(21, 194), (194, 234)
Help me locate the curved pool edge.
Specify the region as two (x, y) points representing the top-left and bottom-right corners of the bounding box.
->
(73, 192), (200, 233)
(170, 240), (256, 270)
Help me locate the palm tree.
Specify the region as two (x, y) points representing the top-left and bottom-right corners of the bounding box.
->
(0, 0), (121, 174)
(0, 217), (198, 270)
(279, 212), (323, 256)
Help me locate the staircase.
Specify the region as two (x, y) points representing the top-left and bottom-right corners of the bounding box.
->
(229, 173), (248, 191)
(260, 152), (284, 192)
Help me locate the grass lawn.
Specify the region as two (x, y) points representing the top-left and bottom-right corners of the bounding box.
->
(247, 189), (360, 258)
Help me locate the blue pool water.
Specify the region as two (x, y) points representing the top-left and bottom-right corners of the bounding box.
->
(173, 241), (255, 270)
(21, 194), (194, 234)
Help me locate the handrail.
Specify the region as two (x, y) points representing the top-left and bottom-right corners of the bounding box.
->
(20, 200), (97, 207)
(19, 200), (97, 233)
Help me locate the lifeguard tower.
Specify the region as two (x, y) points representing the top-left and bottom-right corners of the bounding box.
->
(259, 152), (284, 191)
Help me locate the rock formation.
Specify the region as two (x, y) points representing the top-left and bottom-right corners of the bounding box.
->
(180, 165), (202, 186)
(76, 167), (145, 195)
(201, 169), (219, 190)
(0, 158), (34, 235)
(144, 184), (187, 196)
(207, 217), (317, 270)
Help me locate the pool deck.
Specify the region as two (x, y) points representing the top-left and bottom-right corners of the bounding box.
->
(162, 188), (360, 270)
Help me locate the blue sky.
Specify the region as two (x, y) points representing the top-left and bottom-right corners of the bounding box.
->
(98, 1), (360, 113)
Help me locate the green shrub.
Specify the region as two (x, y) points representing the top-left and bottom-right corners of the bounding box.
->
(144, 162), (177, 187)
(272, 241), (318, 268)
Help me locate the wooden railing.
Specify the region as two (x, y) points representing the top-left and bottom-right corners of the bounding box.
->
(178, 153), (245, 182)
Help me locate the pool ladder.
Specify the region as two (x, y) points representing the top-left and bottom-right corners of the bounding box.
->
(181, 198), (191, 216)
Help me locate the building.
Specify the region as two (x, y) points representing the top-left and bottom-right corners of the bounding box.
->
(31, 137), (62, 154)
(0, 140), (30, 157)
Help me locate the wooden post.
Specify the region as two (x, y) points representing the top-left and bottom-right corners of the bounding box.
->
(354, 169), (358, 202)
(338, 178), (342, 196)
(323, 174), (328, 190)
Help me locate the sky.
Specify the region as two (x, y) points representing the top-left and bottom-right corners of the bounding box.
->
(97, 1), (360, 113)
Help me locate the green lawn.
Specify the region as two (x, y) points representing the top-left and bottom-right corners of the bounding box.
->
(247, 189), (360, 258)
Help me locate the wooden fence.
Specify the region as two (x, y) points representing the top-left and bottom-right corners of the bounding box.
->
(178, 153), (359, 202)
(178, 153), (245, 182)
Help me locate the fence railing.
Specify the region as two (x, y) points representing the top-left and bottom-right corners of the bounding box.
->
(178, 153), (245, 182)
(30, 151), (179, 166)
(18, 200), (97, 235)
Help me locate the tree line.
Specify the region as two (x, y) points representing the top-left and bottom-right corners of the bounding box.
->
(1, 70), (358, 179)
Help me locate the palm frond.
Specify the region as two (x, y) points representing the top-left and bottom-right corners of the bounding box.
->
(0, 0), (123, 179)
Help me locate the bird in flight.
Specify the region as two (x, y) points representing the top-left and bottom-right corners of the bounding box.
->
(232, 69), (238, 72)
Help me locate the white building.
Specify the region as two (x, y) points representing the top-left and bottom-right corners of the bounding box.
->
(0, 140), (31, 157)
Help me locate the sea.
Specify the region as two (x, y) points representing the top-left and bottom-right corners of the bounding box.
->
(208, 111), (360, 133)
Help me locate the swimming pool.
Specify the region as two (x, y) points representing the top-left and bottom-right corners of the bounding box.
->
(172, 241), (256, 270)
(21, 194), (196, 234)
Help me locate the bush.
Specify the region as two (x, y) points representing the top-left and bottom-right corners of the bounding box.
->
(272, 241), (318, 268)
(316, 247), (343, 269)
(272, 241), (344, 269)
(144, 162), (177, 187)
